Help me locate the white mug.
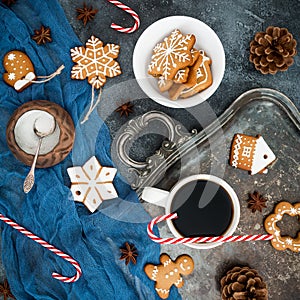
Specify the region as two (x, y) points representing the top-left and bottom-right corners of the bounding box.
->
(142, 174), (240, 249)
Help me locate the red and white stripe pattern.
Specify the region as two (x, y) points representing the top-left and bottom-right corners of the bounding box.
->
(0, 213), (82, 283)
(147, 213), (273, 245)
(107, 0), (140, 33)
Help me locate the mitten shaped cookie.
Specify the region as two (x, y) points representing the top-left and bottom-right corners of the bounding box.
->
(144, 254), (194, 299)
(3, 50), (36, 92)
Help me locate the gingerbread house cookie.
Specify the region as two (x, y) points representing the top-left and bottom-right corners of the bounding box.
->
(229, 134), (276, 175)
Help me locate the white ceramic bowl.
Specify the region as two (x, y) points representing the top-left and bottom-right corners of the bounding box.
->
(133, 16), (225, 108)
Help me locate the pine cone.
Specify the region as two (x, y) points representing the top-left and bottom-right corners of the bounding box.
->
(220, 266), (268, 300)
(249, 26), (297, 74)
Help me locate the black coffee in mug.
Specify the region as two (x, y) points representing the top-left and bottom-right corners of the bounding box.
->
(171, 180), (233, 237)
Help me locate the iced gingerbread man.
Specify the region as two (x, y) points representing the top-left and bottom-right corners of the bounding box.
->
(144, 254), (194, 299)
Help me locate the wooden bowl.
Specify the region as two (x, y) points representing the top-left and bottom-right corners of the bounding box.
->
(6, 100), (75, 168)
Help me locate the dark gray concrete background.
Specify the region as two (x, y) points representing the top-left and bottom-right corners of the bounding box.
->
(59, 0), (299, 137)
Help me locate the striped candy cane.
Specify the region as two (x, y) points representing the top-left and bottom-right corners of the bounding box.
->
(147, 213), (273, 245)
(0, 213), (82, 283)
(107, 0), (140, 33)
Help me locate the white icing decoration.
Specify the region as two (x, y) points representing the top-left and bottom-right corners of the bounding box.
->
(251, 136), (276, 175)
(158, 76), (167, 88)
(174, 69), (187, 81)
(241, 146), (252, 157)
(175, 277), (183, 287)
(7, 53), (16, 61)
(163, 259), (171, 267)
(152, 266), (158, 280)
(155, 288), (169, 295)
(148, 29), (192, 79)
(8, 73), (16, 81)
(231, 134), (243, 168)
(290, 208), (297, 215)
(196, 68), (203, 78)
(14, 72), (35, 91)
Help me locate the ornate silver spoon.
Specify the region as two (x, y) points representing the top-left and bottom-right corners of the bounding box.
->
(23, 115), (56, 193)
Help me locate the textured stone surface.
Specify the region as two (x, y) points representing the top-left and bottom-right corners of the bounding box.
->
(142, 98), (300, 300)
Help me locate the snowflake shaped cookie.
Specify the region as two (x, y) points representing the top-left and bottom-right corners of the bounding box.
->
(148, 29), (195, 80)
(67, 156), (118, 213)
(70, 35), (122, 89)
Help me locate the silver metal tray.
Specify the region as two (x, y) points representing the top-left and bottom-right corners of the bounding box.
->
(116, 88), (300, 299)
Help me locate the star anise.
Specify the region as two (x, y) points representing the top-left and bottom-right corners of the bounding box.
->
(2, 0), (16, 6)
(247, 191), (267, 213)
(32, 26), (52, 45)
(0, 279), (15, 300)
(76, 3), (98, 27)
(116, 102), (134, 117)
(120, 242), (138, 265)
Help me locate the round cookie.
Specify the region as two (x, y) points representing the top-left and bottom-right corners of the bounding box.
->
(264, 201), (300, 252)
(144, 253), (194, 299)
(3, 50), (36, 92)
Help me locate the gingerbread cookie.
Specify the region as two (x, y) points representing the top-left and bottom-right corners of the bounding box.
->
(173, 67), (190, 84)
(264, 201), (300, 252)
(173, 49), (199, 84)
(229, 134), (276, 175)
(70, 35), (122, 89)
(144, 254), (194, 299)
(180, 50), (213, 98)
(148, 29), (195, 80)
(158, 76), (173, 92)
(3, 50), (36, 92)
(168, 50), (211, 100)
